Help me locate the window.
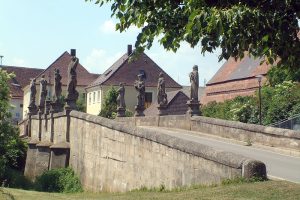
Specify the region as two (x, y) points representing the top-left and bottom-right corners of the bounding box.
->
(89, 93), (91, 105)
(16, 113), (20, 118)
(97, 91), (100, 102)
(93, 92), (96, 103)
(145, 92), (152, 108)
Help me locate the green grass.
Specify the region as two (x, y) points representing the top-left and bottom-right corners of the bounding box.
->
(1, 180), (300, 200)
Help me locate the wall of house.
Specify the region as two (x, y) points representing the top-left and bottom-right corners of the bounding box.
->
(201, 77), (267, 104)
(10, 98), (23, 123)
(24, 111), (266, 192)
(86, 85), (179, 116)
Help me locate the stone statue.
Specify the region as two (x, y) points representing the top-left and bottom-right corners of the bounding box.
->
(65, 56), (79, 109)
(187, 65), (201, 116)
(39, 74), (48, 109)
(117, 83), (126, 109)
(189, 65), (199, 101)
(28, 78), (37, 114)
(134, 73), (145, 116)
(116, 82), (126, 117)
(157, 72), (168, 106)
(53, 68), (62, 102)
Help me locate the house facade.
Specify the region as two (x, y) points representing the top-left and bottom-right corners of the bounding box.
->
(201, 56), (271, 104)
(86, 45), (182, 115)
(1, 66), (43, 123)
(22, 50), (98, 118)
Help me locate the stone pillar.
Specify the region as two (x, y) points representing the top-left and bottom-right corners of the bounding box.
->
(34, 142), (52, 177)
(24, 139), (39, 180)
(49, 142), (70, 170)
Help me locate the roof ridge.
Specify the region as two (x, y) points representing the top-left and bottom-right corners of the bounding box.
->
(35, 51), (69, 79)
(1, 65), (43, 70)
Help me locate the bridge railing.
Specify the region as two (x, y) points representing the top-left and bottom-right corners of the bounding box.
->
(269, 114), (300, 131)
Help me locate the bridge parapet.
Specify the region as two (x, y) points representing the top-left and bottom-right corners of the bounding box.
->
(24, 111), (267, 192)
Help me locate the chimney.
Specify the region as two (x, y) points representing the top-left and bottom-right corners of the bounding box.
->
(70, 49), (76, 57)
(127, 45), (132, 55)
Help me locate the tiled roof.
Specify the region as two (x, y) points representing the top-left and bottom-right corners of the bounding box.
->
(35, 51), (96, 86)
(144, 90), (189, 116)
(88, 52), (182, 89)
(181, 86), (205, 100)
(1, 66), (43, 98)
(207, 56), (270, 85)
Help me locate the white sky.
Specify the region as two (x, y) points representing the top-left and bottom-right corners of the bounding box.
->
(0, 0), (225, 86)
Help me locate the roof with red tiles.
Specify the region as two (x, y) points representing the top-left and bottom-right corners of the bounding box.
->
(35, 51), (97, 86)
(207, 56), (271, 85)
(1, 66), (43, 98)
(88, 52), (182, 89)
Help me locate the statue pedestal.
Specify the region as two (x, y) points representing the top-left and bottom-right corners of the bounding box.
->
(186, 100), (201, 116)
(65, 98), (77, 110)
(45, 100), (51, 115)
(50, 101), (63, 113)
(134, 105), (145, 117)
(28, 104), (38, 115)
(117, 107), (126, 117)
(157, 104), (168, 116)
(38, 105), (45, 115)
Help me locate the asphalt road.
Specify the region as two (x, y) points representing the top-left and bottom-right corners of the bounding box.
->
(141, 126), (300, 183)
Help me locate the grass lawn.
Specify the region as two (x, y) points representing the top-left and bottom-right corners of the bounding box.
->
(1, 180), (300, 200)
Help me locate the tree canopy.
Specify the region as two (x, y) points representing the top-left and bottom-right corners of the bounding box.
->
(88, 0), (299, 68)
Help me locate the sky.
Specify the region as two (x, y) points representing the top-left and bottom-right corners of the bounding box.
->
(0, 0), (225, 86)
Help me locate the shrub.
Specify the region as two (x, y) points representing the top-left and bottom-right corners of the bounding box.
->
(99, 87), (118, 119)
(1, 168), (33, 189)
(35, 168), (82, 193)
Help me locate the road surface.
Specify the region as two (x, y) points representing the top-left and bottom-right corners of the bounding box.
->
(141, 126), (300, 183)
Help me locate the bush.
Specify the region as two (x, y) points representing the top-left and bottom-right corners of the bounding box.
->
(99, 87), (118, 119)
(1, 168), (33, 189)
(35, 168), (82, 193)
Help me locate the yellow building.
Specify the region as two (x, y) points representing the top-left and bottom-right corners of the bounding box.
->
(86, 45), (182, 115)
(22, 50), (98, 118)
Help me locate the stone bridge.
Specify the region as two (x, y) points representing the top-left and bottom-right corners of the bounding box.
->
(19, 111), (300, 192)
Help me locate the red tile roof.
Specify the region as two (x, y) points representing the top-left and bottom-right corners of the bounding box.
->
(88, 52), (182, 89)
(207, 56), (270, 85)
(1, 66), (43, 98)
(35, 51), (97, 86)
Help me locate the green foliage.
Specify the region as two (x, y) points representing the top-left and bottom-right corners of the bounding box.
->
(35, 168), (82, 193)
(87, 0), (299, 69)
(125, 109), (134, 117)
(1, 168), (33, 189)
(267, 66), (300, 87)
(99, 87), (118, 119)
(202, 81), (300, 125)
(76, 93), (86, 112)
(0, 69), (27, 183)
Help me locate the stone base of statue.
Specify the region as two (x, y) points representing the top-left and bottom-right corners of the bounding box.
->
(117, 107), (126, 117)
(45, 100), (51, 115)
(65, 98), (77, 110)
(50, 101), (63, 113)
(134, 105), (145, 117)
(186, 100), (201, 116)
(28, 104), (38, 115)
(38, 105), (45, 115)
(157, 104), (168, 116)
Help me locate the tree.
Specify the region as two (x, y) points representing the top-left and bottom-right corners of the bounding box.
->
(0, 69), (27, 180)
(99, 87), (118, 119)
(87, 0), (299, 68)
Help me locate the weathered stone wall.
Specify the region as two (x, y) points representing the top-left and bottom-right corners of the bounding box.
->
(117, 115), (300, 152)
(24, 111), (266, 192)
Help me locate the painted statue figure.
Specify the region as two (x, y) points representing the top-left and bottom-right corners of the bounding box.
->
(189, 65), (199, 101)
(29, 78), (37, 107)
(157, 72), (168, 106)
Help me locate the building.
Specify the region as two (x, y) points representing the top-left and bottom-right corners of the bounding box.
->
(144, 87), (205, 116)
(1, 66), (43, 123)
(86, 45), (182, 115)
(22, 50), (98, 118)
(201, 56), (271, 104)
